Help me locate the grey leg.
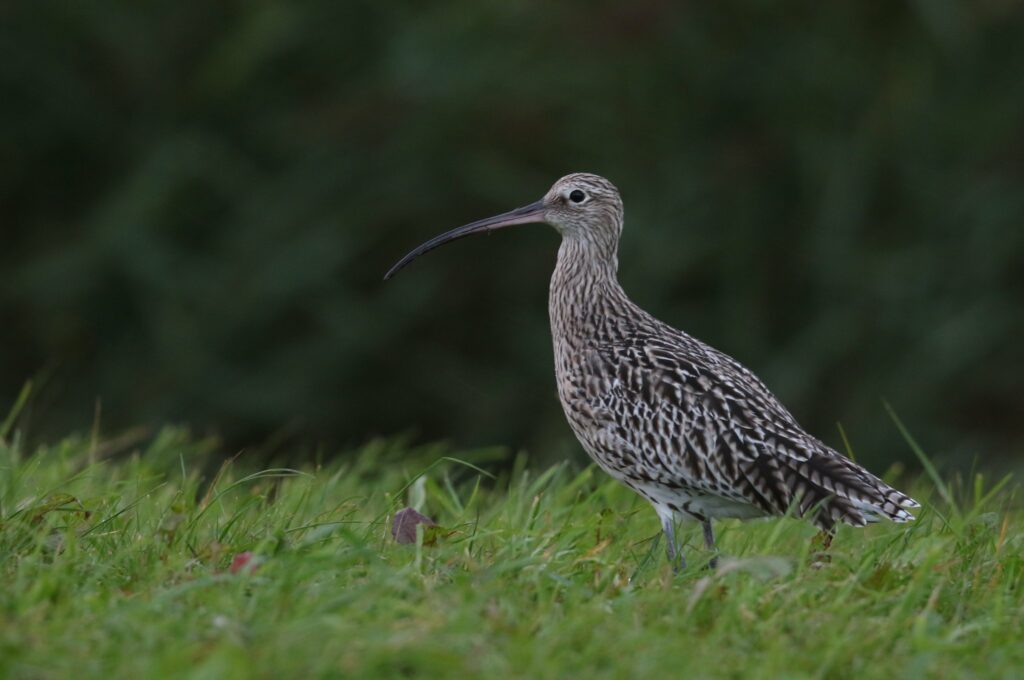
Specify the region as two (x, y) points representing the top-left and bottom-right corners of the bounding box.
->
(661, 513), (686, 572)
(703, 519), (719, 569)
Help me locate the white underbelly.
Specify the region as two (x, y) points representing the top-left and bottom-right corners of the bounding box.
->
(634, 479), (766, 521)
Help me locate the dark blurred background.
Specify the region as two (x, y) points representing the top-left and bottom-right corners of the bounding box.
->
(2, 1), (1022, 471)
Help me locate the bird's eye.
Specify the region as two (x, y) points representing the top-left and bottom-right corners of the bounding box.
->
(569, 189), (586, 203)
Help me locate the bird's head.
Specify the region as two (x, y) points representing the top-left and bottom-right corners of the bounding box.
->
(384, 173), (624, 280)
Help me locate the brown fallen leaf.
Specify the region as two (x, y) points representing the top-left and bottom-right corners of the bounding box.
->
(391, 507), (436, 544)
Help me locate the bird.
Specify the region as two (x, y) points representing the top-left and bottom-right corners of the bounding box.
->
(385, 172), (919, 571)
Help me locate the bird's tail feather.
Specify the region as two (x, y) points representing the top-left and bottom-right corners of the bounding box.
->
(779, 453), (919, 530)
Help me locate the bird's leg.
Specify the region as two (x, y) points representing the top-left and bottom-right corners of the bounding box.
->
(702, 519), (719, 569)
(660, 513), (686, 572)
(809, 528), (835, 566)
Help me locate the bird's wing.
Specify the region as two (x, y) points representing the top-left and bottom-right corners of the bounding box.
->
(578, 336), (918, 528)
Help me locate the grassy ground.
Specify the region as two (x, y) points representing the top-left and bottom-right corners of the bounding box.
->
(1, 427), (1021, 679)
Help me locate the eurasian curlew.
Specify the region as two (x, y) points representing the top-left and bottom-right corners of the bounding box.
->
(385, 173), (919, 570)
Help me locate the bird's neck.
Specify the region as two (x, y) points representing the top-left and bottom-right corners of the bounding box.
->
(549, 237), (630, 342)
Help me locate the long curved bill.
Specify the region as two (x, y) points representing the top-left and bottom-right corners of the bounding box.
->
(384, 200), (547, 280)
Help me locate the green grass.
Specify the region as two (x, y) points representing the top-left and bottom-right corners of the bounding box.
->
(1, 428), (1021, 679)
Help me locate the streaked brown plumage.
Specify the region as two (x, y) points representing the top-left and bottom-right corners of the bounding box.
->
(386, 172), (918, 569)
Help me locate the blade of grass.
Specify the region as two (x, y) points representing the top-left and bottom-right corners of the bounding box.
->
(884, 401), (958, 517)
(1, 381), (33, 441)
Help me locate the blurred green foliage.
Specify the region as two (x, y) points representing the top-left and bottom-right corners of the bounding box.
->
(1, 1), (1022, 467)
